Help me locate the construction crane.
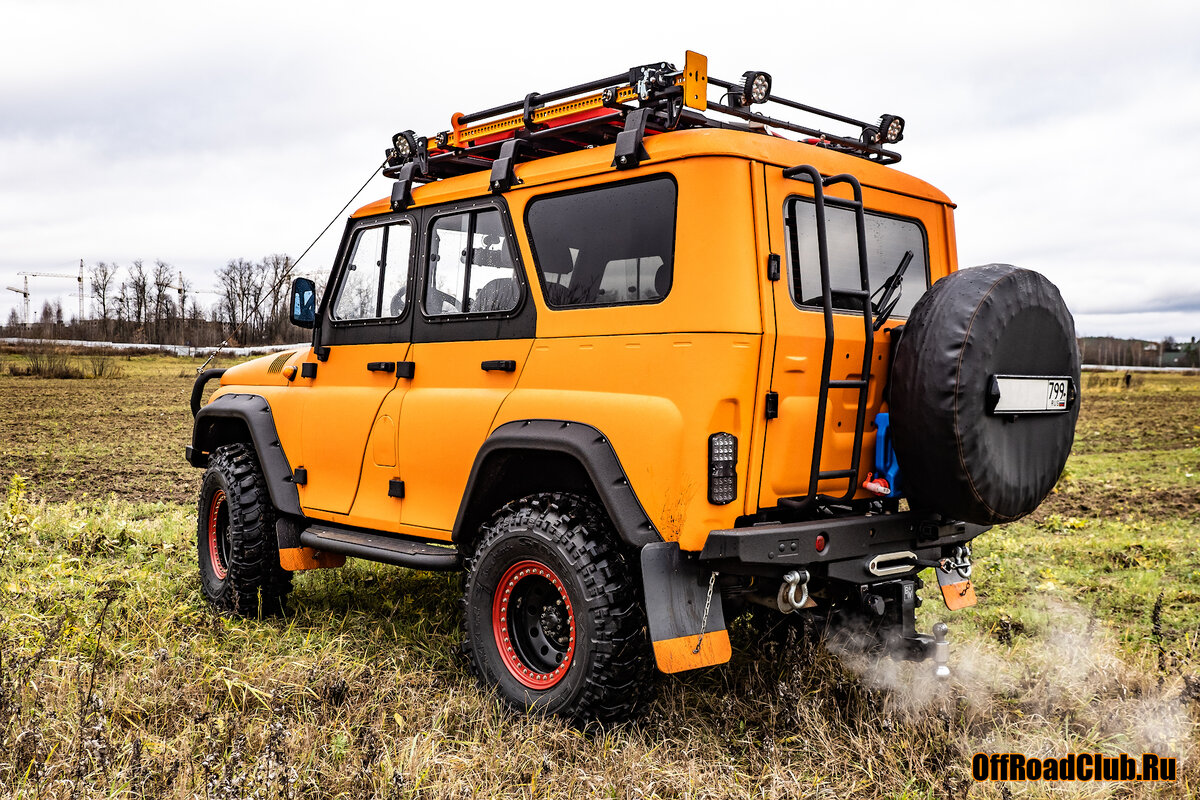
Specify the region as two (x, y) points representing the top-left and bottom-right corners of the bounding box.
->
(5, 276), (30, 326)
(18, 260), (86, 323)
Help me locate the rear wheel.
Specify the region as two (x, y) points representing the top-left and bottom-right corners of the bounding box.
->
(461, 493), (653, 722)
(197, 443), (292, 616)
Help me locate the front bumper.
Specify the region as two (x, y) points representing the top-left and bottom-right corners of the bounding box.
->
(698, 511), (989, 584)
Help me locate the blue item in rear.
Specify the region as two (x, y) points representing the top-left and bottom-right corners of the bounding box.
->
(872, 412), (903, 498)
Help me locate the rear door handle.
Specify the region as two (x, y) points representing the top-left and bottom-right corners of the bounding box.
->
(367, 361), (395, 373)
(481, 360), (517, 372)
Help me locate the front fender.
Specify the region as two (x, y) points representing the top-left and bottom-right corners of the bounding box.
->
(187, 393), (302, 516)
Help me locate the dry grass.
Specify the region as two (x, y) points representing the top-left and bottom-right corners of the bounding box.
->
(0, 362), (1197, 797)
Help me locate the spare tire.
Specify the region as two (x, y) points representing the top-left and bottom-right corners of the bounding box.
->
(890, 264), (1079, 525)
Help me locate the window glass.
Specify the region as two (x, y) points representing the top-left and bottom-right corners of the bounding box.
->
(426, 209), (519, 316)
(526, 177), (676, 308)
(786, 200), (928, 318)
(332, 222), (412, 320)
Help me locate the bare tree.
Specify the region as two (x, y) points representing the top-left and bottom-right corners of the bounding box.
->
(152, 260), (175, 343)
(217, 258), (264, 344)
(261, 253), (294, 343)
(128, 260), (148, 335)
(89, 261), (117, 339)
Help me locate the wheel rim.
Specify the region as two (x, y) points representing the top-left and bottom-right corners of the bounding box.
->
(207, 489), (230, 580)
(492, 559), (576, 689)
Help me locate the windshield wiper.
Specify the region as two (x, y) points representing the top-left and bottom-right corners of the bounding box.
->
(871, 250), (914, 331)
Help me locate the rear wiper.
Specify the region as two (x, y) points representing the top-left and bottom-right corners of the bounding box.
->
(871, 250), (914, 331)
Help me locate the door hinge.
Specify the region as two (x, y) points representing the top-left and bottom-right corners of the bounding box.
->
(388, 479), (405, 499)
(765, 392), (779, 420)
(293, 467), (308, 485)
(767, 253), (781, 282)
(396, 361), (415, 379)
(300, 362), (318, 379)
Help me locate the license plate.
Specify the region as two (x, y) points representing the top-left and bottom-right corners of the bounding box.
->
(989, 375), (1071, 415)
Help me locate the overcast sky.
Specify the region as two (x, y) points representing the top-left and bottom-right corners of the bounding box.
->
(2, 1), (1198, 339)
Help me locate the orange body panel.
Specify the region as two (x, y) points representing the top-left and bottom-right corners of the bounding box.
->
(209, 126), (959, 556)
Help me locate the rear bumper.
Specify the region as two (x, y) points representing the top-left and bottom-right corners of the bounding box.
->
(698, 512), (989, 584)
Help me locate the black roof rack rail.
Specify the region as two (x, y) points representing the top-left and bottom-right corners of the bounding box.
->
(382, 51), (904, 188)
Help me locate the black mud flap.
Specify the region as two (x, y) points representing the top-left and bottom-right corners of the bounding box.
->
(640, 542), (731, 673)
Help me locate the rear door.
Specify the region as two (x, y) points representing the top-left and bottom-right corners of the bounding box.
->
(395, 199), (535, 535)
(758, 165), (932, 510)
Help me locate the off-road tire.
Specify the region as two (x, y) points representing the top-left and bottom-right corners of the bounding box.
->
(197, 443), (292, 616)
(461, 493), (654, 723)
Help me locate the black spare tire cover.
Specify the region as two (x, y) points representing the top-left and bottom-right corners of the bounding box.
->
(890, 264), (1079, 525)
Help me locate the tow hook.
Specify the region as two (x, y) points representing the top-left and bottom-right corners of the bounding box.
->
(932, 622), (950, 680)
(776, 569), (809, 613)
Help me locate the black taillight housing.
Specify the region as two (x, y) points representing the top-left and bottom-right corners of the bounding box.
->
(708, 432), (738, 505)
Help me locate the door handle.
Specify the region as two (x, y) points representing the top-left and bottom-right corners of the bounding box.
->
(481, 360), (517, 372)
(367, 361), (395, 373)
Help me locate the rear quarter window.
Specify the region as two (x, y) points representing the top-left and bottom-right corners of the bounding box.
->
(525, 177), (677, 308)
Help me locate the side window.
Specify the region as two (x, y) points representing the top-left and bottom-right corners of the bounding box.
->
(786, 199), (928, 318)
(331, 221), (412, 321)
(426, 209), (520, 316)
(525, 177), (676, 308)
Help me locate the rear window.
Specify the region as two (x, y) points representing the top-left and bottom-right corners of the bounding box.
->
(525, 177), (677, 308)
(786, 199), (929, 318)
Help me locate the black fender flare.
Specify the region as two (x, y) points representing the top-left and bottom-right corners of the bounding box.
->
(187, 393), (302, 517)
(451, 419), (661, 548)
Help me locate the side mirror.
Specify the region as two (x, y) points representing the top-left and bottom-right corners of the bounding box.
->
(290, 277), (317, 328)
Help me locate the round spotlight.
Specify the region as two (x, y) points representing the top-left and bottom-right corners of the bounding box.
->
(392, 130), (417, 159)
(741, 70), (772, 105)
(878, 114), (905, 144)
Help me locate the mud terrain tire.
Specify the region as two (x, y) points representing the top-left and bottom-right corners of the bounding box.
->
(461, 493), (653, 723)
(197, 443), (292, 616)
(890, 264), (1080, 525)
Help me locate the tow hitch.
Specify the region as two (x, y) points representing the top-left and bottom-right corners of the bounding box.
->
(839, 577), (954, 680)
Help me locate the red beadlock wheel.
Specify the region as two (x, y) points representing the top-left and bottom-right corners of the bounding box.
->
(207, 489), (229, 580)
(492, 559), (576, 689)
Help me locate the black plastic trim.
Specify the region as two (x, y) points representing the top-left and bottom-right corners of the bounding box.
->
(452, 419), (661, 548)
(299, 523), (459, 571)
(187, 393), (302, 517)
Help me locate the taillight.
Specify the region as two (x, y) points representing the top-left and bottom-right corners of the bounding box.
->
(708, 433), (738, 505)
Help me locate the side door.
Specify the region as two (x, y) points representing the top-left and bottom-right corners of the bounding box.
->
(299, 215), (416, 517)
(395, 199), (535, 535)
(757, 165), (932, 509)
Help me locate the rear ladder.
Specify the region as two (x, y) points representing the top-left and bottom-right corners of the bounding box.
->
(783, 165), (874, 506)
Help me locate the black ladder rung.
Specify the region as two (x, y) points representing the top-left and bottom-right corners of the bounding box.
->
(822, 196), (863, 211)
(828, 379), (868, 388)
(830, 288), (869, 298)
(818, 469), (858, 480)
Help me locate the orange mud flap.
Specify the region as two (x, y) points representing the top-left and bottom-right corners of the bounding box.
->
(640, 542), (731, 673)
(276, 517), (346, 571)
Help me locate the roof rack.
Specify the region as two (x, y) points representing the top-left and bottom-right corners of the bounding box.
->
(382, 51), (905, 210)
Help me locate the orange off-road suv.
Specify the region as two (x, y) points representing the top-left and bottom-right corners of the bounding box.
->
(187, 52), (1080, 722)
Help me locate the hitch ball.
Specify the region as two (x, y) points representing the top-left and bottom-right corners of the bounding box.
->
(932, 622), (950, 680)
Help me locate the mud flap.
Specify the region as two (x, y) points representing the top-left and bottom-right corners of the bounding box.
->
(640, 542), (731, 673)
(936, 562), (977, 610)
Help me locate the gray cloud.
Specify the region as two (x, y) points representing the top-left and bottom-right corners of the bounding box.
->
(2, 1), (1198, 341)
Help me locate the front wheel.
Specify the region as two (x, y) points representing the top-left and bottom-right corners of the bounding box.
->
(197, 443), (292, 616)
(461, 493), (653, 723)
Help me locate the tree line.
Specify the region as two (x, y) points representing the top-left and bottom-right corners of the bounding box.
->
(3, 256), (314, 347)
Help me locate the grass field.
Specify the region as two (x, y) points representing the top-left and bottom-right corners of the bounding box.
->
(0, 350), (1197, 798)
